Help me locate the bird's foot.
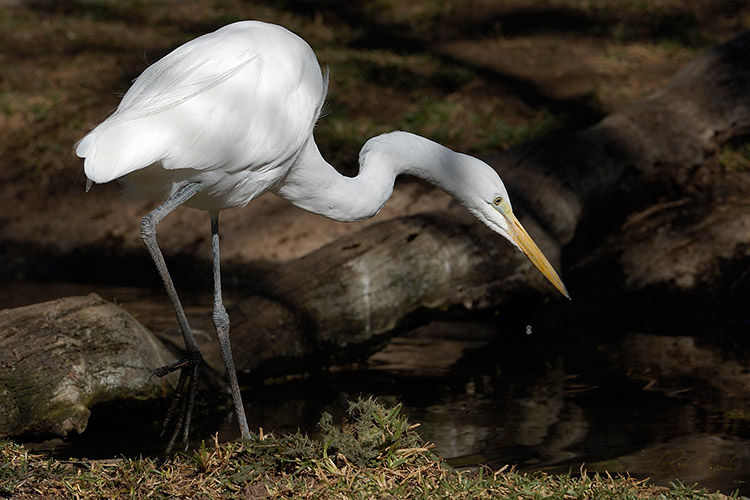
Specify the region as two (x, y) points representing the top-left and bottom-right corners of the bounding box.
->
(151, 355), (195, 378)
(152, 349), (202, 453)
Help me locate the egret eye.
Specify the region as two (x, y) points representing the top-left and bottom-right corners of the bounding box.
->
(493, 195), (511, 214)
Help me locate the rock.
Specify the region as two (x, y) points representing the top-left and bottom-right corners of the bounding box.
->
(0, 294), (178, 438)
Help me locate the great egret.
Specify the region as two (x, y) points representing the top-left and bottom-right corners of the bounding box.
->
(76, 20), (569, 451)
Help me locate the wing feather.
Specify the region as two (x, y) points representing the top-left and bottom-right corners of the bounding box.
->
(77, 21), (326, 190)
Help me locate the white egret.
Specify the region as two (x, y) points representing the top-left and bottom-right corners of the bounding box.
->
(76, 20), (569, 451)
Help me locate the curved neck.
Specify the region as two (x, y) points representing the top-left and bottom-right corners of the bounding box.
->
(272, 131), (464, 222)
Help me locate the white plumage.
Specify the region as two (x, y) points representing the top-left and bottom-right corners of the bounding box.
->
(76, 20), (568, 450)
(78, 21), (326, 212)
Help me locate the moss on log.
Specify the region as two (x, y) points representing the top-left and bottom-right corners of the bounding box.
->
(0, 294), (177, 438)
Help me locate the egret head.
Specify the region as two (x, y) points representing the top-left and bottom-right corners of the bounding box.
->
(355, 130), (568, 298)
(457, 157), (570, 299)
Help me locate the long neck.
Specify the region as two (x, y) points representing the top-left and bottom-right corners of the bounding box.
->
(272, 131), (465, 222)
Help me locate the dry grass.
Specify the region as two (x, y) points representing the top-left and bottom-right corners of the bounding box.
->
(1, 399), (740, 499)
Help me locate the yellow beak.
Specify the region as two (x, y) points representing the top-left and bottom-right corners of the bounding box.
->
(504, 209), (570, 299)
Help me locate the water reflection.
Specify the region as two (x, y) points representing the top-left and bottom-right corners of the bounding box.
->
(365, 322), (750, 495)
(228, 317), (750, 495)
(6, 281), (750, 495)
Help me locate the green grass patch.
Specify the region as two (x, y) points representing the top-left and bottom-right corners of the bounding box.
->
(719, 143), (750, 172)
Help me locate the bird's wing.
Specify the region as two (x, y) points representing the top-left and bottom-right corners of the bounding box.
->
(78, 22), (325, 185)
(115, 43), (260, 121)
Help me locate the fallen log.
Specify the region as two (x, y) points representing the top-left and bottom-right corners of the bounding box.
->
(220, 32), (750, 372)
(0, 294), (178, 438)
(4, 34), (749, 440)
(491, 32), (750, 296)
(223, 211), (559, 374)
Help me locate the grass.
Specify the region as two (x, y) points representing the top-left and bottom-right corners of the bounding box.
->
(0, 399), (743, 499)
(719, 143), (750, 172)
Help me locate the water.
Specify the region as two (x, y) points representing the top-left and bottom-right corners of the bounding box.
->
(4, 280), (750, 495)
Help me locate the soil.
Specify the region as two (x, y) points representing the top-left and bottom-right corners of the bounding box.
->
(1, 0), (748, 287)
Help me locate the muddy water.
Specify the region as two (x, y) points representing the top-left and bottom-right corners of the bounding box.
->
(4, 281), (750, 496)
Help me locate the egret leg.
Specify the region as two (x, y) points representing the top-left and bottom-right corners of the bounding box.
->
(210, 214), (251, 439)
(140, 181), (203, 452)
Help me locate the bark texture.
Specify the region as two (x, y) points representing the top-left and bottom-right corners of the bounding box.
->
(0, 294), (177, 437)
(223, 211), (560, 374)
